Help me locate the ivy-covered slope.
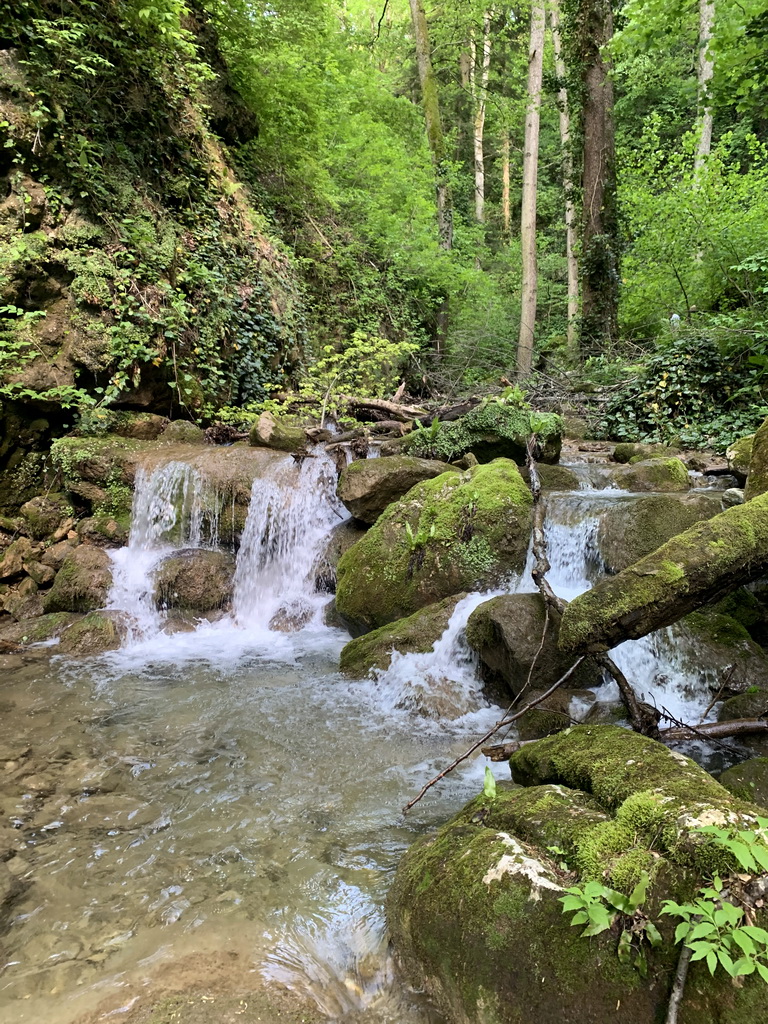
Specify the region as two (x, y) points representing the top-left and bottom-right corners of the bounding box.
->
(0, 0), (305, 441)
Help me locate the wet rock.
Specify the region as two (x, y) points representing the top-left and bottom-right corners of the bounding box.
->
(611, 456), (690, 492)
(249, 411), (307, 453)
(43, 545), (113, 613)
(24, 560), (55, 586)
(340, 595), (464, 677)
(40, 538), (78, 570)
(562, 415), (589, 440)
(727, 434), (753, 481)
(516, 688), (596, 740)
(717, 687), (768, 722)
(76, 516), (130, 547)
(268, 601), (313, 632)
(57, 611), (127, 655)
(322, 597), (344, 629)
(679, 607), (768, 695)
(153, 549), (234, 612)
(611, 441), (681, 463)
(465, 593), (603, 700)
(388, 725), (768, 1024)
(401, 405), (562, 465)
(336, 460), (533, 634)
(4, 577), (43, 621)
(20, 493), (71, 539)
(745, 415), (768, 501)
(0, 537), (34, 579)
(0, 611), (80, 646)
(719, 758), (768, 808)
(61, 794), (157, 832)
(722, 487), (745, 508)
(161, 419), (205, 444)
(0, 742), (31, 762)
(314, 519), (367, 593)
(55, 759), (123, 796)
(597, 492), (722, 573)
(336, 455), (458, 524)
(532, 463), (581, 491)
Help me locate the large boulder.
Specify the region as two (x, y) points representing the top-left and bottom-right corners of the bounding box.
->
(400, 404), (562, 465)
(719, 758), (768, 808)
(43, 545), (113, 613)
(336, 455), (457, 524)
(597, 492), (722, 573)
(465, 593), (603, 699)
(611, 442), (681, 464)
(389, 726), (768, 1024)
(727, 434), (754, 481)
(745, 415), (768, 501)
(249, 411), (307, 453)
(335, 460), (533, 634)
(610, 457), (690, 492)
(152, 549), (234, 611)
(679, 606), (768, 694)
(339, 594), (464, 677)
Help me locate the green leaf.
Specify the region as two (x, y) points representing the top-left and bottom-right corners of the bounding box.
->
(645, 921), (663, 948)
(706, 950), (718, 975)
(717, 949), (737, 977)
(629, 873), (649, 910)
(733, 930), (756, 956)
(483, 766), (497, 801)
(617, 929), (632, 965)
(674, 921), (691, 944)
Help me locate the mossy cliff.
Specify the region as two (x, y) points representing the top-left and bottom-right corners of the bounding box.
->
(388, 726), (768, 1024)
(335, 460), (533, 635)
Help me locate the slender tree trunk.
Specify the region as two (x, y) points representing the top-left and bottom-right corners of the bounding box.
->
(695, 0), (715, 173)
(469, 10), (493, 223)
(577, 0), (618, 353)
(550, 0), (579, 359)
(408, 0), (453, 250)
(516, 0), (546, 378)
(501, 129), (511, 236)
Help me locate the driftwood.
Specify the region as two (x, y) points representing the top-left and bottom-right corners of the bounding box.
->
(661, 718), (768, 742)
(340, 395), (426, 422)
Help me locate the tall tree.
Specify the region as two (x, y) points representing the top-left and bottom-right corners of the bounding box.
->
(469, 8), (494, 223)
(550, 0), (579, 356)
(575, 0), (619, 352)
(408, 0), (453, 249)
(517, 0), (546, 377)
(695, 0), (715, 172)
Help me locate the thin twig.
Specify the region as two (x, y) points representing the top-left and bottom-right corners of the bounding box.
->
(665, 944), (692, 1024)
(698, 665), (736, 724)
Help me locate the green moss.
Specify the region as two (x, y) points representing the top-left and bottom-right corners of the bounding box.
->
(745, 415), (768, 501)
(401, 405), (562, 465)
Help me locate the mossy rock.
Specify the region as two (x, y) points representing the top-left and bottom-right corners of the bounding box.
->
(680, 607), (768, 694)
(336, 455), (458, 524)
(745, 415), (768, 501)
(57, 611), (127, 655)
(401, 404), (562, 465)
(0, 611), (80, 646)
(717, 688), (768, 722)
(520, 463), (581, 491)
(335, 460), (533, 635)
(465, 593), (603, 700)
(19, 492), (71, 540)
(50, 435), (151, 489)
(389, 726), (768, 1024)
(43, 545), (113, 613)
(516, 688), (596, 740)
(612, 442), (681, 464)
(249, 411), (307, 453)
(719, 758), (768, 808)
(161, 419), (205, 444)
(597, 492), (721, 573)
(152, 549), (234, 612)
(339, 594), (464, 677)
(610, 457), (690, 493)
(313, 518), (368, 593)
(726, 434), (754, 481)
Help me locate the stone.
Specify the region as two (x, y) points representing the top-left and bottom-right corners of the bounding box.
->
(611, 442), (681, 463)
(76, 516), (129, 547)
(562, 415), (589, 440)
(4, 577), (42, 621)
(112, 412), (168, 440)
(400, 404), (562, 465)
(719, 758), (768, 808)
(727, 433), (754, 481)
(249, 411), (307, 453)
(152, 549), (234, 612)
(610, 457), (690, 492)
(43, 545), (113, 613)
(515, 688), (596, 740)
(717, 688), (768, 722)
(19, 493), (71, 539)
(745, 416), (768, 501)
(50, 435), (150, 488)
(679, 607), (768, 695)
(314, 519), (367, 593)
(339, 595), (464, 677)
(40, 539), (78, 570)
(0, 537), (33, 580)
(335, 460), (533, 635)
(61, 794), (157, 832)
(57, 612), (127, 656)
(268, 601), (314, 632)
(24, 560), (55, 586)
(161, 419), (205, 444)
(0, 611), (80, 646)
(336, 455), (458, 524)
(722, 487), (745, 508)
(597, 492), (722, 573)
(465, 593), (603, 700)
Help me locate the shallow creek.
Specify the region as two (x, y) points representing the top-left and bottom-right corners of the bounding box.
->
(0, 452), (739, 1023)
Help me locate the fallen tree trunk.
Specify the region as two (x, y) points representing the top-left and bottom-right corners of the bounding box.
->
(341, 396), (426, 422)
(559, 491), (768, 654)
(661, 718), (768, 742)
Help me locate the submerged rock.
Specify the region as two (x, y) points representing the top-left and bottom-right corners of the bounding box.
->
(335, 460), (533, 634)
(610, 456), (690, 492)
(389, 726), (768, 1024)
(339, 595), (464, 677)
(515, 687), (596, 740)
(597, 492), (721, 573)
(43, 546), (113, 614)
(336, 455), (457, 524)
(465, 593), (602, 699)
(152, 549), (234, 612)
(401, 404), (562, 465)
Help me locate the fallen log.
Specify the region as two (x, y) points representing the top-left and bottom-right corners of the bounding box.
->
(340, 396), (426, 422)
(661, 718), (768, 742)
(558, 491), (768, 654)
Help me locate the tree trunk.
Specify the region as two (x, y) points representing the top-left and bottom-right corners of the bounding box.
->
(501, 129), (511, 236)
(408, 0), (453, 250)
(550, 0), (579, 360)
(516, 0), (546, 378)
(576, 0), (618, 354)
(469, 9), (493, 224)
(695, 0), (715, 173)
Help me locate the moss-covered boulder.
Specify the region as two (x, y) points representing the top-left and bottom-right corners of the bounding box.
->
(3, 577), (42, 621)
(597, 492), (722, 573)
(611, 442), (681, 464)
(336, 455), (458, 524)
(389, 726), (768, 1024)
(43, 545), (113, 613)
(335, 461), (533, 634)
(161, 419), (205, 444)
(610, 457), (690, 492)
(465, 593), (602, 699)
(58, 611), (127, 656)
(339, 594), (463, 677)
(520, 462), (581, 491)
(727, 434), (754, 481)
(19, 493), (71, 539)
(314, 519), (368, 593)
(401, 404), (562, 465)
(50, 435), (152, 489)
(719, 758), (768, 808)
(152, 549), (234, 612)
(745, 416), (768, 501)
(0, 611), (79, 646)
(559, 491), (768, 654)
(249, 411), (307, 453)
(680, 607), (768, 694)
(717, 688), (768, 722)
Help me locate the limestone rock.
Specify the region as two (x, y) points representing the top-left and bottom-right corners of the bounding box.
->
(152, 549), (234, 612)
(0, 612), (80, 646)
(515, 688), (596, 740)
(4, 577), (42, 621)
(43, 545), (113, 613)
(0, 537), (34, 580)
(611, 441), (681, 464)
(112, 412), (168, 440)
(336, 460), (533, 634)
(20, 493), (71, 539)
(24, 560), (55, 586)
(336, 455), (458, 524)
(161, 419), (205, 444)
(249, 411), (307, 453)
(722, 487), (745, 508)
(57, 611), (127, 656)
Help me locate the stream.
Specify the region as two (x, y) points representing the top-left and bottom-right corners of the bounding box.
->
(0, 451), (739, 1023)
